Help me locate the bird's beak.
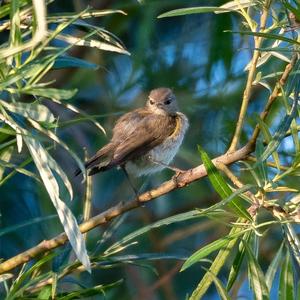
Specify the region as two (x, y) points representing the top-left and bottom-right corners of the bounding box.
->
(156, 103), (163, 108)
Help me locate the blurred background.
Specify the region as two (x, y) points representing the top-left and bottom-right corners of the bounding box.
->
(0, 0), (286, 299)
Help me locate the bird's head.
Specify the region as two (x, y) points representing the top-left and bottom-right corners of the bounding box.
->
(146, 87), (178, 116)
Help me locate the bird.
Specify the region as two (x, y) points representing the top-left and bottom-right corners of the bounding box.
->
(75, 87), (189, 180)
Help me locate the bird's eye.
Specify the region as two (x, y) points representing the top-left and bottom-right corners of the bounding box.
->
(149, 100), (154, 105)
(164, 99), (171, 105)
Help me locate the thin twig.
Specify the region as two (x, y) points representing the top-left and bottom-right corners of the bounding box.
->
(228, 5), (270, 152)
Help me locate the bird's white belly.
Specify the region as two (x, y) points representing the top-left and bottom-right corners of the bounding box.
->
(126, 113), (189, 177)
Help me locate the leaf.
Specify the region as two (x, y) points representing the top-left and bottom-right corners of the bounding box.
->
(245, 242), (269, 300)
(24, 136), (91, 272)
(265, 242), (284, 290)
(105, 210), (204, 255)
(55, 33), (130, 55)
(0, 273), (13, 283)
(279, 250), (294, 300)
(0, 215), (57, 237)
(53, 55), (98, 70)
(58, 280), (123, 300)
(0, 146), (13, 180)
(198, 145), (251, 220)
(216, 0), (257, 14)
(257, 94), (298, 164)
(189, 223), (245, 300)
(21, 87), (78, 100)
(255, 116), (281, 171)
(158, 7), (232, 18)
(227, 231), (252, 291)
(181, 225), (248, 272)
(230, 30), (300, 46)
(203, 268), (230, 300)
(0, 100), (55, 123)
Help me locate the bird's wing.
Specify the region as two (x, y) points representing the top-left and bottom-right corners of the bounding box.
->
(108, 113), (176, 168)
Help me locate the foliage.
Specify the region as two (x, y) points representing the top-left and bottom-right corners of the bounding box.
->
(1, 0), (300, 299)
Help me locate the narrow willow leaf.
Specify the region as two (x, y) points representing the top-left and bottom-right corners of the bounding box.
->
(291, 118), (300, 153)
(255, 140), (268, 185)
(189, 223), (245, 300)
(58, 280), (123, 300)
(0, 215), (57, 237)
(203, 269), (230, 300)
(0, 146), (13, 180)
(255, 116), (281, 171)
(8, 252), (57, 297)
(21, 87), (78, 100)
(105, 210), (203, 255)
(0, 273), (13, 283)
(227, 231), (252, 291)
(245, 242), (269, 300)
(55, 33), (130, 55)
(198, 145), (251, 220)
(265, 242), (284, 290)
(216, 0), (257, 13)
(230, 30), (300, 46)
(0, 100), (55, 123)
(51, 98), (106, 135)
(157, 7), (232, 18)
(0, 158), (41, 184)
(24, 137), (91, 272)
(47, 9), (126, 22)
(258, 96), (298, 164)
(53, 55), (98, 70)
(27, 117), (86, 184)
(181, 225), (249, 272)
(279, 250), (294, 300)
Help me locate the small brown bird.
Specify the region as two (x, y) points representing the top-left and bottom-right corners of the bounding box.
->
(76, 87), (189, 178)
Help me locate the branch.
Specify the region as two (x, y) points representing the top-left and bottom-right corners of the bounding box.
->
(0, 143), (253, 275)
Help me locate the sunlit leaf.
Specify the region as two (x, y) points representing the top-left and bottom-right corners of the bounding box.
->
(24, 136), (90, 272)
(245, 242), (269, 300)
(0, 100), (56, 123)
(279, 250), (294, 300)
(158, 7), (231, 18)
(198, 145), (251, 220)
(21, 87), (78, 100)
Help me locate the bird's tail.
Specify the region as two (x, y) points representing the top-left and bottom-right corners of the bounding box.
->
(74, 143), (114, 176)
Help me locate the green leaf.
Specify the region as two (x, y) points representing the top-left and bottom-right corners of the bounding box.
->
(227, 231), (252, 291)
(198, 145), (251, 220)
(203, 268), (230, 300)
(279, 250), (294, 300)
(181, 224), (250, 272)
(265, 242), (284, 290)
(21, 87), (78, 100)
(158, 7), (235, 18)
(245, 242), (269, 300)
(105, 210), (203, 255)
(0, 146), (13, 180)
(255, 116), (281, 171)
(57, 280), (123, 300)
(38, 285), (52, 300)
(230, 30), (300, 46)
(189, 223), (245, 300)
(256, 93), (298, 165)
(0, 215), (57, 237)
(0, 100), (56, 123)
(53, 55), (98, 69)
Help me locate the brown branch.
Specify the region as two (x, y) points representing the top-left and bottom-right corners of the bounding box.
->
(0, 143), (254, 275)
